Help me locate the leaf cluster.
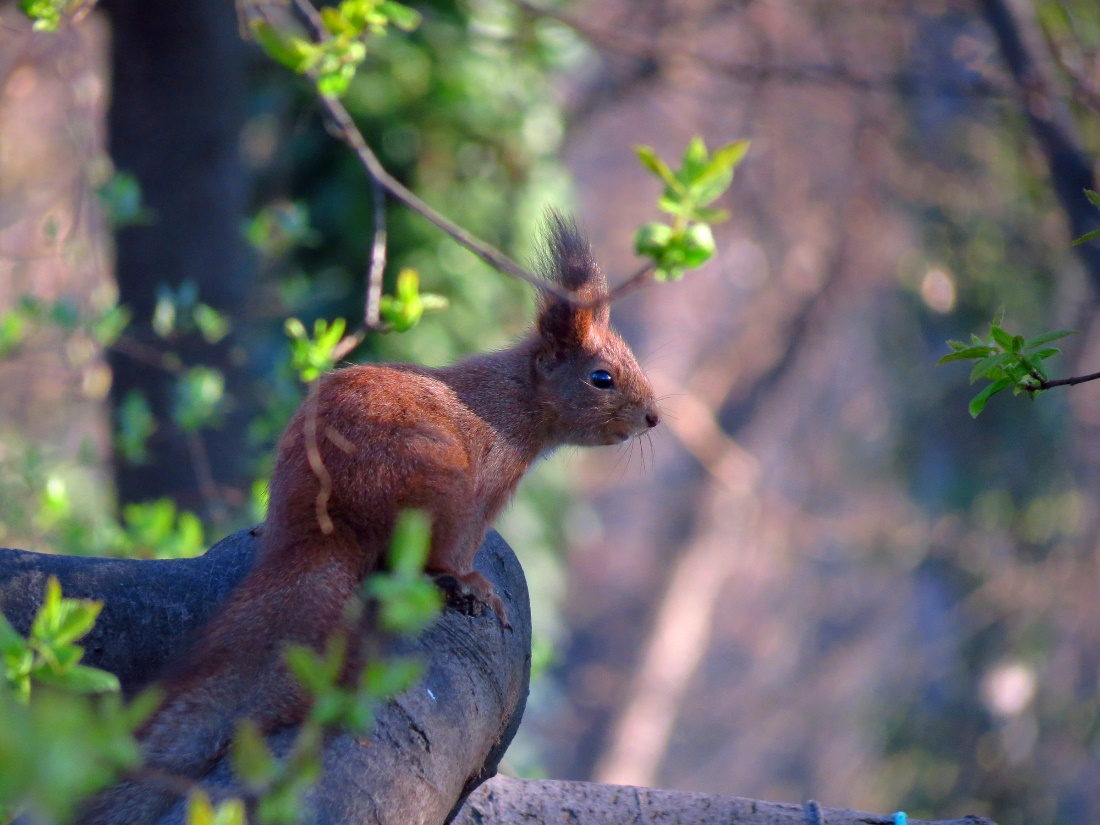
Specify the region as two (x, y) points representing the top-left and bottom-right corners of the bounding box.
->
(378, 269), (448, 333)
(0, 577), (119, 703)
(250, 0), (421, 97)
(285, 316), (348, 382)
(938, 314), (1075, 417)
(96, 171), (153, 228)
(634, 138), (748, 281)
(0, 296), (129, 358)
(0, 580), (154, 822)
(16, 0), (77, 31)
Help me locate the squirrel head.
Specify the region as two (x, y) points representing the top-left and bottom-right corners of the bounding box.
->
(531, 212), (660, 447)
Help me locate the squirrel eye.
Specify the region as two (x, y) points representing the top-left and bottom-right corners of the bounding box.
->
(589, 369), (614, 390)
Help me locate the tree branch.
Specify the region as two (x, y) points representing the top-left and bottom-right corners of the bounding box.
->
(457, 775), (996, 825)
(1031, 369), (1100, 390)
(978, 0), (1100, 286)
(0, 528), (531, 824)
(512, 0), (1008, 99)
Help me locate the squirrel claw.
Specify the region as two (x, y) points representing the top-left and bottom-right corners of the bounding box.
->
(431, 571), (511, 630)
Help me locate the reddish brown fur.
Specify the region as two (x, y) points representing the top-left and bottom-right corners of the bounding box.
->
(78, 214), (659, 823)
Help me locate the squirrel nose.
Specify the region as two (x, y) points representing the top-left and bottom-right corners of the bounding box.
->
(645, 409), (660, 428)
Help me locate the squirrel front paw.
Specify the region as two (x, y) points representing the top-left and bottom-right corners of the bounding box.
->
(431, 570), (511, 630)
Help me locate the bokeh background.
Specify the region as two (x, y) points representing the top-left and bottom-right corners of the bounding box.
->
(2, 1), (1100, 824)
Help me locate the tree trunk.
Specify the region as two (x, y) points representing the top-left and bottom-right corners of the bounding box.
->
(103, 0), (256, 517)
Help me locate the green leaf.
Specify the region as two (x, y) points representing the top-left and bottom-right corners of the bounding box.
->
(990, 324), (1014, 352)
(36, 663), (120, 695)
(231, 719), (278, 789)
(389, 510), (431, 578)
(0, 612), (27, 661)
(1024, 329), (1076, 349)
(937, 346), (994, 365)
(379, 1), (421, 30)
(245, 201), (318, 259)
(380, 269), (428, 332)
(18, 0), (64, 32)
(186, 791), (216, 825)
(50, 599), (102, 648)
(634, 146), (681, 191)
(172, 366), (226, 432)
(250, 20), (315, 74)
(90, 305), (131, 346)
(97, 172), (151, 227)
(969, 377), (1014, 418)
(0, 310), (27, 355)
(285, 646), (329, 695)
(680, 137), (709, 179)
(193, 304), (229, 344)
(214, 798), (247, 825)
(361, 656), (423, 700)
(116, 390), (156, 465)
(1085, 189), (1100, 208)
(969, 352), (1013, 383)
(1030, 347), (1060, 361)
(1070, 229), (1100, 246)
(370, 577), (442, 634)
(679, 223), (716, 267)
(31, 577), (64, 642)
(706, 139), (750, 176)
(692, 206), (731, 224)
(633, 222), (673, 257)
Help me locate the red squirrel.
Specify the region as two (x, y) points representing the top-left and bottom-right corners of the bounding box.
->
(78, 214), (659, 823)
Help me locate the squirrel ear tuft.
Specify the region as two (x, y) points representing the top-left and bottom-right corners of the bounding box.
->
(535, 210), (609, 350)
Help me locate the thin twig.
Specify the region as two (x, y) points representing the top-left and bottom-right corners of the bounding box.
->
(317, 93), (575, 299)
(512, 0), (1009, 99)
(282, 0), (571, 299)
(110, 334), (183, 373)
(365, 173), (388, 329)
(1031, 369), (1100, 390)
(267, 0), (665, 318)
(1038, 22), (1100, 116)
(185, 431), (229, 526)
(607, 262), (656, 303)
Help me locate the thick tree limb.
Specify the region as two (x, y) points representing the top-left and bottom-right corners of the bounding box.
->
(460, 776), (995, 825)
(0, 529), (532, 824)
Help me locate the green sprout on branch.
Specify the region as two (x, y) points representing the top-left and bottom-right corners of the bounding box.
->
(250, 0), (421, 97)
(938, 313), (1076, 417)
(634, 137), (749, 282)
(378, 269), (448, 334)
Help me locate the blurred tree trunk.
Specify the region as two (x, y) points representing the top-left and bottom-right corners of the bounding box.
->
(104, 0), (255, 518)
(979, 0), (1100, 286)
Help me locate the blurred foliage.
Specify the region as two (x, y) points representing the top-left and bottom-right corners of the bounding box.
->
(0, 578), (156, 822)
(0, 576), (119, 703)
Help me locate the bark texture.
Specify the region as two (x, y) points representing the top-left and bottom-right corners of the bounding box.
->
(0, 528), (531, 824)
(459, 776), (996, 825)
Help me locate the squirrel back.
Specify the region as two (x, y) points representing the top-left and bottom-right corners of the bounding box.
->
(77, 213), (659, 824)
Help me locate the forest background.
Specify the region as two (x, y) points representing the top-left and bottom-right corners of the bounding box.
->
(2, 1), (1100, 824)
